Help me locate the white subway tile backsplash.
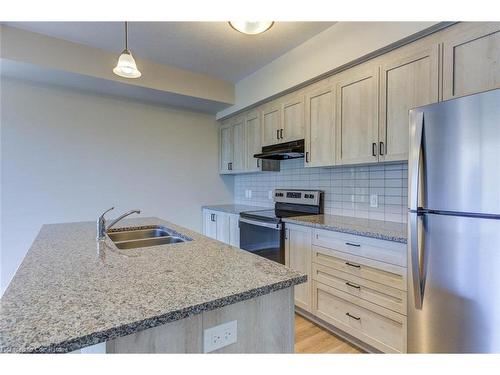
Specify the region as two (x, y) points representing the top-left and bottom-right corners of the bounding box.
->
(234, 158), (408, 223)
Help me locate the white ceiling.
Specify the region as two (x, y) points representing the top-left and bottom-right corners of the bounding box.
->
(4, 22), (335, 82)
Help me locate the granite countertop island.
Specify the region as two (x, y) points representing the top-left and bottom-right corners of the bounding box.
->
(0, 217), (305, 353)
(283, 214), (407, 243)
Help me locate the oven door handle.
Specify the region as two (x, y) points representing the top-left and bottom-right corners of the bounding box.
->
(239, 218), (282, 230)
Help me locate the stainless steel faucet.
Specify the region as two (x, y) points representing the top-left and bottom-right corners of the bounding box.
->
(97, 207), (141, 240)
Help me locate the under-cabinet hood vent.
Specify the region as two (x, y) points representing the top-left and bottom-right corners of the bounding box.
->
(254, 140), (305, 160)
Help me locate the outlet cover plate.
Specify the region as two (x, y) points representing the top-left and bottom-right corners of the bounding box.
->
(203, 320), (237, 353)
(370, 194), (378, 208)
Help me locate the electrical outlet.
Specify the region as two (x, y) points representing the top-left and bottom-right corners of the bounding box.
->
(370, 194), (378, 208)
(203, 320), (237, 353)
(268, 190), (273, 200)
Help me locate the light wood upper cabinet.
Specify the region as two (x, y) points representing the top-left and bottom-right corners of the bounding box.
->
(219, 123), (232, 174)
(336, 64), (379, 165)
(379, 43), (439, 162)
(231, 116), (246, 172)
(245, 110), (262, 172)
(443, 23), (500, 100)
(304, 83), (335, 167)
(282, 94), (305, 142)
(261, 102), (281, 147)
(285, 224), (312, 312)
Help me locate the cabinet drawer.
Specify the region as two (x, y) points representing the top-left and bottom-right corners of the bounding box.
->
(313, 228), (407, 267)
(312, 263), (406, 315)
(312, 245), (406, 291)
(313, 281), (406, 353)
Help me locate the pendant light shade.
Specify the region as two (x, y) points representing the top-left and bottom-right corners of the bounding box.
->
(113, 22), (141, 79)
(229, 21), (274, 35)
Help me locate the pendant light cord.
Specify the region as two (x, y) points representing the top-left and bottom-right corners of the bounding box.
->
(125, 21), (128, 51)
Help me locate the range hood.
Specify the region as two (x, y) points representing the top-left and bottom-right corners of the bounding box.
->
(254, 139), (305, 160)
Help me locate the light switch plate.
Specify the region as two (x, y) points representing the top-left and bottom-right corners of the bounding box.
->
(203, 320), (237, 353)
(370, 194), (378, 208)
(268, 190), (273, 200)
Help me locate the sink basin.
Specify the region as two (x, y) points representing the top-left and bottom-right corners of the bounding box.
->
(113, 236), (185, 249)
(107, 225), (188, 249)
(108, 227), (171, 242)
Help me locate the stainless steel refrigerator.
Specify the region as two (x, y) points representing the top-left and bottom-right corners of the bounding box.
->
(408, 88), (500, 353)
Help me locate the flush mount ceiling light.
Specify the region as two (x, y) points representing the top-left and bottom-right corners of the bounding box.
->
(228, 21), (274, 35)
(113, 22), (142, 79)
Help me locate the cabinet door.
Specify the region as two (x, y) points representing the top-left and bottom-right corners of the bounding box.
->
(203, 210), (218, 240)
(231, 116), (246, 172)
(228, 214), (240, 247)
(379, 43), (439, 162)
(282, 94), (305, 142)
(304, 84), (335, 167)
(285, 224), (312, 312)
(215, 212), (230, 244)
(335, 65), (379, 165)
(219, 124), (233, 174)
(245, 110), (262, 172)
(261, 102), (281, 147)
(443, 23), (500, 100)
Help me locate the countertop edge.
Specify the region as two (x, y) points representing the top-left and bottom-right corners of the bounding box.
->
(282, 218), (407, 244)
(4, 274), (306, 353)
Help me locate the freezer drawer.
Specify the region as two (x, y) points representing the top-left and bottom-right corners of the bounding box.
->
(408, 212), (500, 353)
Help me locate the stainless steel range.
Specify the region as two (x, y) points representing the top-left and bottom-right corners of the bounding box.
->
(239, 189), (323, 264)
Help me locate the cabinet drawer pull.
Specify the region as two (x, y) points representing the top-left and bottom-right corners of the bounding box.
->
(345, 262), (361, 269)
(346, 282), (361, 289)
(346, 312), (361, 321)
(345, 242), (361, 247)
(372, 142), (378, 157)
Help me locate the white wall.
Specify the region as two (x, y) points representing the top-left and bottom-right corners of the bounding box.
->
(0, 78), (234, 295)
(217, 21), (438, 118)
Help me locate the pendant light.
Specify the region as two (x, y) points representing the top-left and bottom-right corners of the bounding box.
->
(228, 21), (274, 35)
(113, 22), (142, 79)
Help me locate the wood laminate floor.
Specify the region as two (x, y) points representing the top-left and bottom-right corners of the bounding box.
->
(295, 314), (364, 354)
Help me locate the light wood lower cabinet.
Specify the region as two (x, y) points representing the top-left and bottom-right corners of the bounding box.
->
(202, 209), (239, 247)
(313, 281), (406, 353)
(288, 224), (408, 353)
(285, 224), (312, 312)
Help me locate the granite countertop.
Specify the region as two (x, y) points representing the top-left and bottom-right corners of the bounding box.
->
(283, 214), (407, 243)
(0, 217), (305, 353)
(202, 204), (269, 215)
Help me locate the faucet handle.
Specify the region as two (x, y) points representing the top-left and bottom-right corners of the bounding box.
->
(99, 207), (114, 220)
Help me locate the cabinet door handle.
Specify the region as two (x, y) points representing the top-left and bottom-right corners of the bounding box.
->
(345, 242), (361, 247)
(210, 214), (215, 222)
(257, 159), (260, 168)
(280, 129), (283, 139)
(346, 312), (361, 321)
(228, 162), (232, 170)
(346, 282), (361, 289)
(372, 142), (378, 157)
(306, 151), (310, 163)
(379, 141), (385, 156)
(276, 129), (280, 140)
(345, 262), (361, 269)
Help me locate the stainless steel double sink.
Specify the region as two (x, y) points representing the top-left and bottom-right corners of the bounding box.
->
(107, 226), (187, 249)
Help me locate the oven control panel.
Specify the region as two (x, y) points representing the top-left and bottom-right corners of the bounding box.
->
(273, 189), (322, 206)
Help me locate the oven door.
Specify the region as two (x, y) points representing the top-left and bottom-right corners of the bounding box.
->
(239, 217), (284, 264)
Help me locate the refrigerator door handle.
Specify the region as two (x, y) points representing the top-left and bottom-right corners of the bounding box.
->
(409, 111), (424, 211)
(410, 212), (424, 309)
